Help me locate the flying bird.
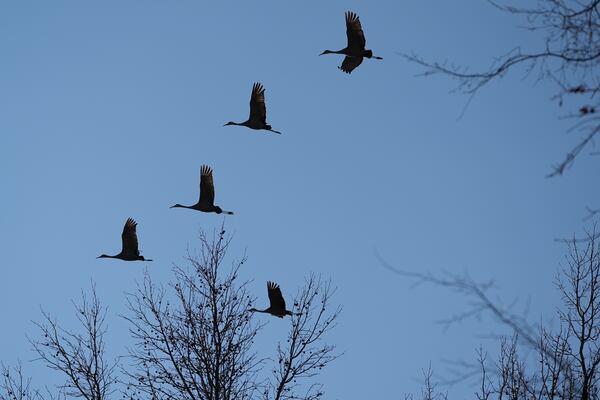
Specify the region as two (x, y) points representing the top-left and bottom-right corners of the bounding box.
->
(97, 218), (152, 261)
(170, 165), (234, 215)
(224, 83), (282, 134)
(250, 281), (293, 318)
(320, 11), (382, 74)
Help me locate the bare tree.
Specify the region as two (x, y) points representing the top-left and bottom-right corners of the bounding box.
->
(123, 227), (341, 400)
(29, 284), (117, 400)
(402, 364), (448, 400)
(2, 228), (340, 400)
(0, 363), (44, 400)
(402, 0), (600, 179)
(555, 232), (600, 400)
(391, 228), (600, 400)
(123, 228), (261, 400)
(264, 274), (341, 400)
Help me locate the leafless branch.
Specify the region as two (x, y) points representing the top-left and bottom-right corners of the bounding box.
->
(402, 0), (600, 177)
(402, 227), (600, 400)
(264, 274), (341, 400)
(29, 283), (118, 400)
(123, 225), (263, 400)
(0, 363), (45, 400)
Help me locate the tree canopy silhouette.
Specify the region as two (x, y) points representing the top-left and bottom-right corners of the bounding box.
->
(1, 226), (341, 400)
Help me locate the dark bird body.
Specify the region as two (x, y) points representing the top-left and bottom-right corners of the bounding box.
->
(224, 83), (282, 134)
(170, 165), (234, 214)
(320, 11), (382, 74)
(250, 281), (293, 318)
(97, 218), (152, 261)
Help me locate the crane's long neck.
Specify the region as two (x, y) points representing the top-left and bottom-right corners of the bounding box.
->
(321, 49), (346, 55)
(225, 121), (245, 127)
(249, 308), (269, 314)
(97, 254), (118, 259)
(170, 204), (193, 209)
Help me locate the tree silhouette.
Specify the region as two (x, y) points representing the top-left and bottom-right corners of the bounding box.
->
(389, 227), (600, 400)
(403, 0), (600, 180)
(1, 363), (45, 400)
(1, 227), (340, 400)
(264, 274), (341, 400)
(29, 284), (117, 400)
(123, 228), (261, 400)
(122, 226), (340, 400)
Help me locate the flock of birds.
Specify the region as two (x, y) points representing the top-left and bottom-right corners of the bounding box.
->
(96, 11), (382, 318)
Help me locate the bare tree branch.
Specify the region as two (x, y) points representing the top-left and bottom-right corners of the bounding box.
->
(0, 363), (45, 400)
(123, 226), (263, 400)
(400, 227), (600, 400)
(264, 274), (341, 400)
(402, 0), (600, 177)
(29, 283), (118, 400)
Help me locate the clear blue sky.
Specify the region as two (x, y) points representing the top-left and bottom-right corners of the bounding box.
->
(1, 1), (599, 399)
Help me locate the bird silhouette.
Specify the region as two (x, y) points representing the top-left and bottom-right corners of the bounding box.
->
(97, 218), (152, 261)
(250, 281), (293, 318)
(224, 83), (282, 134)
(170, 165), (234, 214)
(320, 11), (382, 74)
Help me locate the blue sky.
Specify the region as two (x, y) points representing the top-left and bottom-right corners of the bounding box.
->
(1, 1), (599, 399)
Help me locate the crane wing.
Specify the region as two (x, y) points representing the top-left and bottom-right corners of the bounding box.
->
(345, 11), (366, 52)
(121, 218), (140, 256)
(267, 281), (287, 313)
(249, 82), (267, 125)
(339, 56), (363, 74)
(199, 165), (216, 205)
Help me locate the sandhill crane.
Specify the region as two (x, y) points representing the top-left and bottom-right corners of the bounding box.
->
(224, 83), (282, 134)
(97, 218), (152, 261)
(170, 165), (234, 215)
(320, 11), (382, 74)
(250, 281), (293, 318)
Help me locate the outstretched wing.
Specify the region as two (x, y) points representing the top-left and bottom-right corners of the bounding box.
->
(249, 82), (267, 125)
(267, 281), (287, 313)
(199, 165), (216, 205)
(345, 11), (366, 52)
(121, 218), (140, 256)
(339, 56), (363, 74)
